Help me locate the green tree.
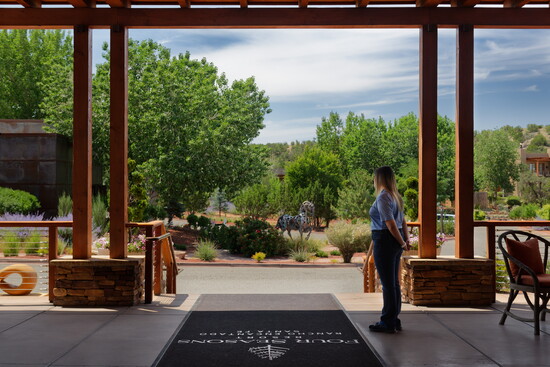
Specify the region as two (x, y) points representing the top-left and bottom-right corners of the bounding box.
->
(437, 115), (456, 202)
(526, 133), (547, 153)
(517, 170), (550, 205)
(500, 125), (524, 144)
(316, 112), (343, 158)
(211, 189), (229, 216)
(474, 129), (519, 197)
(0, 30), (72, 119)
(335, 169), (375, 220)
(43, 39), (271, 210)
(382, 113), (419, 174)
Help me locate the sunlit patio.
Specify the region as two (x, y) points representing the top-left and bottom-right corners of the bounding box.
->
(0, 292), (547, 367)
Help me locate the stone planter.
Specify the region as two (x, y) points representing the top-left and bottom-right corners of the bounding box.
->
(97, 248), (109, 255)
(403, 247), (441, 257)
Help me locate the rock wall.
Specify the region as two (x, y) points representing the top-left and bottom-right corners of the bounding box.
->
(402, 257), (494, 306)
(51, 258), (144, 307)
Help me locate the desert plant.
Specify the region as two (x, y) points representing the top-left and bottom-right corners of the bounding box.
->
(1, 230), (20, 256)
(527, 123), (541, 133)
(251, 251), (266, 262)
(24, 229), (45, 255)
(330, 250), (341, 256)
(509, 203), (539, 220)
(92, 195), (109, 236)
(473, 209), (486, 221)
(57, 192), (72, 216)
(505, 196), (522, 209)
(325, 222), (371, 263)
(187, 214), (199, 229)
(195, 240), (218, 261)
(197, 215), (212, 229)
(537, 204), (550, 220)
(289, 248), (312, 262)
(315, 250), (329, 258)
(285, 237), (324, 254)
(0, 187), (41, 215)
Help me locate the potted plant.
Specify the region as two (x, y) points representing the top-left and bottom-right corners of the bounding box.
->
(404, 229), (445, 256)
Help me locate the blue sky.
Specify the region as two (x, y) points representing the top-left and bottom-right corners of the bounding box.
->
(92, 28), (550, 143)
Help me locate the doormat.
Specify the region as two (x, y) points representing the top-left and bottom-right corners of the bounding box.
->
(154, 295), (382, 367)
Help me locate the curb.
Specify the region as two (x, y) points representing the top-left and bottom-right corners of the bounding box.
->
(177, 262), (362, 268)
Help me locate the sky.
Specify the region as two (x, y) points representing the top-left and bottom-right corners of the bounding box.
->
(91, 28), (550, 143)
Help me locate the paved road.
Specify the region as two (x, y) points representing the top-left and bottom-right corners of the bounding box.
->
(177, 266), (364, 294)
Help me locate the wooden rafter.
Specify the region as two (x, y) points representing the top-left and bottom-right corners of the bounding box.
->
(240, 0), (248, 8)
(15, 0), (41, 8)
(416, 0), (443, 6)
(356, 0), (370, 7)
(177, 0), (190, 7)
(450, 0), (481, 6)
(67, 0), (96, 7)
(503, 0), (531, 7)
(299, 0), (309, 8)
(106, 0), (130, 7)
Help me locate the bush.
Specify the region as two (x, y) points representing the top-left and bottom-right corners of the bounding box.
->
(57, 192), (72, 216)
(194, 240), (218, 261)
(24, 229), (45, 255)
(289, 248), (312, 262)
(197, 215), (212, 228)
(505, 196), (522, 208)
(537, 204), (550, 220)
(325, 222), (371, 263)
(315, 250), (329, 258)
(0, 187), (41, 215)
(92, 195), (109, 236)
(473, 209), (486, 221)
(251, 252), (266, 262)
(0, 230), (20, 256)
(527, 123), (541, 133)
(187, 213), (199, 229)
(546, 125), (550, 135)
(286, 238), (323, 254)
(509, 204), (539, 220)
(330, 250), (341, 256)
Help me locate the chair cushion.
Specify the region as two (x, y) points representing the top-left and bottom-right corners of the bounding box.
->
(505, 237), (545, 276)
(520, 274), (550, 287)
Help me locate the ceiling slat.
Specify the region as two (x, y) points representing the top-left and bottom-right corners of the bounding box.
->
(240, 0), (248, 8)
(356, 0), (370, 7)
(177, 0), (190, 7)
(106, 0), (130, 8)
(416, 0), (443, 6)
(503, 0), (531, 7)
(299, 0), (309, 8)
(15, 0), (41, 8)
(67, 0), (96, 7)
(451, 0), (481, 7)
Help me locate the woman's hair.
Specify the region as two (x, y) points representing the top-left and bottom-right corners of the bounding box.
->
(374, 166), (404, 211)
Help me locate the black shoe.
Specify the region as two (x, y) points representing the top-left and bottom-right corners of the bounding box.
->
(396, 320), (402, 331)
(369, 322), (396, 334)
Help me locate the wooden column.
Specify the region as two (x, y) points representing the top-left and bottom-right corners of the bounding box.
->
(109, 25), (129, 259)
(455, 24), (475, 258)
(419, 24), (438, 259)
(72, 25), (93, 259)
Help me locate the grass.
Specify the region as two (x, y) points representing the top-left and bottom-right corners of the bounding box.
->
(289, 248), (313, 262)
(286, 238), (325, 254)
(194, 240), (218, 261)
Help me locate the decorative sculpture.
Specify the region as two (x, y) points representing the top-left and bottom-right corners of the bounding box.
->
(0, 264), (38, 296)
(275, 201), (315, 240)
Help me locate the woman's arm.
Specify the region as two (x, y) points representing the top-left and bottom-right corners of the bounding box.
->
(402, 217), (409, 246)
(385, 219), (410, 250)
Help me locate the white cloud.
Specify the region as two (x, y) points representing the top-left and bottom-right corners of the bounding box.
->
(523, 85), (539, 92)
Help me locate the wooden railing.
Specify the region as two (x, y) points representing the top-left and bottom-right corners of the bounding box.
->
(127, 221), (179, 304)
(363, 220), (550, 293)
(0, 221), (73, 301)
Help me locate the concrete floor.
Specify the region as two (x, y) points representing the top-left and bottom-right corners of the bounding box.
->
(0, 292), (548, 367)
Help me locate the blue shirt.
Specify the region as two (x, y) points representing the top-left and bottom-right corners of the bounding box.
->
(369, 189), (404, 231)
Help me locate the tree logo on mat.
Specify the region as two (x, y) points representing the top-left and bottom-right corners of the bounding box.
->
(249, 345), (290, 361)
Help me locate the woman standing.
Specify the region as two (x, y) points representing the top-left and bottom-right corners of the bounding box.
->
(369, 166), (410, 333)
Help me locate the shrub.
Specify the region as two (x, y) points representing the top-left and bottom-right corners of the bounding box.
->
(0, 187), (41, 215)
(537, 204), (550, 220)
(325, 222), (371, 263)
(286, 238), (323, 254)
(505, 196), (522, 208)
(251, 252), (266, 262)
(197, 215), (212, 229)
(24, 229), (45, 255)
(1, 230), (20, 256)
(57, 192), (72, 216)
(195, 240), (218, 261)
(173, 243), (187, 251)
(92, 195), (109, 236)
(289, 248), (312, 262)
(526, 133), (547, 153)
(527, 123), (541, 133)
(315, 250), (329, 258)
(546, 125), (550, 135)
(509, 203), (539, 220)
(330, 250), (341, 256)
(473, 209), (486, 221)
(187, 213), (199, 229)
(201, 224), (239, 251)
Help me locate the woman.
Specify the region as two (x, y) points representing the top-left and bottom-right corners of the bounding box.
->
(369, 166), (410, 333)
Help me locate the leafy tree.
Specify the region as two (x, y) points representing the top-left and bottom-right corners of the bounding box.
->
(474, 129), (519, 198)
(517, 170), (550, 205)
(0, 30), (72, 119)
(285, 146), (343, 226)
(211, 189), (229, 216)
(128, 159), (148, 222)
(335, 169), (375, 220)
(403, 177), (419, 220)
(382, 113), (419, 174)
(527, 124), (542, 133)
(500, 125), (524, 144)
(43, 39), (271, 210)
(316, 112), (343, 158)
(437, 116), (456, 202)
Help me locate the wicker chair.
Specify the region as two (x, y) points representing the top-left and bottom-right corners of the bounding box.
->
(497, 230), (550, 335)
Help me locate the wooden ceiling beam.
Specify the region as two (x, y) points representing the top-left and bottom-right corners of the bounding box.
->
(2, 8), (550, 29)
(240, 0), (248, 8)
(356, 0), (370, 7)
(177, 0), (190, 7)
(450, 0), (481, 7)
(15, 0), (41, 8)
(106, 0), (130, 7)
(503, 0), (531, 7)
(67, 0), (96, 7)
(416, 0), (443, 7)
(298, 0), (309, 8)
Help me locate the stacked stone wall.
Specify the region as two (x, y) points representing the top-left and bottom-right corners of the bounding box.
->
(51, 258), (144, 307)
(402, 257), (494, 306)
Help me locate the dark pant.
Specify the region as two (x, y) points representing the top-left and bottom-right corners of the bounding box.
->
(372, 229), (404, 329)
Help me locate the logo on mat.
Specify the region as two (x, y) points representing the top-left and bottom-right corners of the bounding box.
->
(249, 345), (290, 361)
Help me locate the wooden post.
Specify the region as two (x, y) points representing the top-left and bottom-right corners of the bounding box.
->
(109, 25), (129, 259)
(144, 225), (154, 304)
(455, 24), (475, 259)
(486, 224), (496, 302)
(72, 25), (93, 259)
(48, 226), (58, 302)
(419, 24), (438, 259)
